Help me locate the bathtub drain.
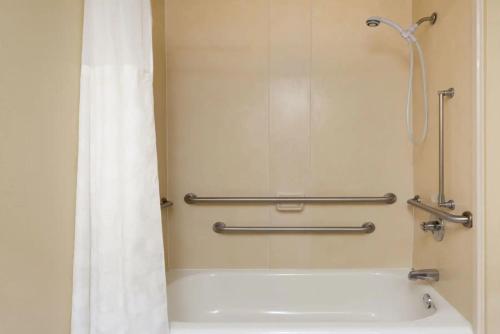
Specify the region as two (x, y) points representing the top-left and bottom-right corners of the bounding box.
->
(422, 293), (435, 310)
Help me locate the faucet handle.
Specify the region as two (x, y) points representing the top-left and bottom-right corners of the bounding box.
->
(420, 219), (445, 241)
(421, 220), (441, 232)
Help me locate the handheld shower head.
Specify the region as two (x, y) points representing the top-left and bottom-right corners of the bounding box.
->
(365, 16), (405, 34)
(366, 18), (380, 27)
(366, 13), (437, 36)
(365, 14), (435, 145)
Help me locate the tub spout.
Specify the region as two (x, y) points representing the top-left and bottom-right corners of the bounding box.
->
(408, 269), (439, 282)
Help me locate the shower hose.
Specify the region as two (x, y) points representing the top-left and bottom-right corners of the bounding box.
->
(404, 35), (429, 144)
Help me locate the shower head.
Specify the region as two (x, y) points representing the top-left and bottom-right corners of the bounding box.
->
(365, 16), (405, 34)
(365, 13), (436, 145)
(366, 13), (437, 35)
(366, 18), (380, 27)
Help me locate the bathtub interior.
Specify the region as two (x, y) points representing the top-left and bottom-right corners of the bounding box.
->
(167, 269), (439, 323)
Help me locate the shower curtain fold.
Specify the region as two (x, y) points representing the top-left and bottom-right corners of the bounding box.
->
(71, 0), (169, 333)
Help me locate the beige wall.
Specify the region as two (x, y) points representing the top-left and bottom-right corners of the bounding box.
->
(411, 0), (476, 323)
(485, 0), (500, 332)
(166, 0), (415, 268)
(0, 0), (167, 333)
(152, 0), (169, 264)
(0, 0), (83, 333)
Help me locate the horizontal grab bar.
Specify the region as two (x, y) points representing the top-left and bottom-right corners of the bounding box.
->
(407, 195), (472, 228)
(185, 193), (396, 205)
(213, 222), (376, 234)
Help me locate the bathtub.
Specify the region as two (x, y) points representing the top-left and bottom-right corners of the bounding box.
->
(167, 269), (472, 334)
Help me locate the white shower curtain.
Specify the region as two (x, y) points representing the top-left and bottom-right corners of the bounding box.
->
(71, 0), (169, 333)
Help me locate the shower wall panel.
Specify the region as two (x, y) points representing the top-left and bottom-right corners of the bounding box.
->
(411, 0), (476, 323)
(165, 0), (414, 268)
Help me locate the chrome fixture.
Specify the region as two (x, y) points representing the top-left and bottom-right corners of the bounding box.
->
(421, 220), (442, 232)
(408, 88), (473, 240)
(408, 196), (473, 228)
(366, 12), (437, 28)
(421, 217), (445, 241)
(422, 293), (436, 310)
(408, 269), (440, 282)
(416, 13), (438, 26)
(438, 88), (455, 209)
(365, 13), (436, 144)
(366, 19), (382, 27)
(160, 197), (173, 208)
(184, 193), (396, 205)
(212, 222), (375, 234)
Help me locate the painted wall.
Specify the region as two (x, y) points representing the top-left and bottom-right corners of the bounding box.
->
(0, 0), (167, 333)
(0, 1), (82, 332)
(152, 0), (169, 265)
(411, 0), (476, 323)
(165, 0), (414, 268)
(485, 0), (500, 332)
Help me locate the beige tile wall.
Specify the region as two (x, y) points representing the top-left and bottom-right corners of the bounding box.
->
(411, 0), (476, 323)
(485, 0), (500, 332)
(166, 0), (415, 268)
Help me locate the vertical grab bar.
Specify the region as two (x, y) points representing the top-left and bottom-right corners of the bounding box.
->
(407, 87), (474, 231)
(437, 88), (455, 209)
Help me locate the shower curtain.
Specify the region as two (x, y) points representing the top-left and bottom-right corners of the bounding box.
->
(71, 0), (169, 333)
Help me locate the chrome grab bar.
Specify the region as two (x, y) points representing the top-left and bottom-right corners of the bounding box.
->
(212, 222), (376, 234)
(437, 88), (455, 209)
(160, 197), (173, 208)
(407, 195), (472, 228)
(185, 193), (396, 205)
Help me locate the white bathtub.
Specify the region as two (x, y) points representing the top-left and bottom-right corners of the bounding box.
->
(167, 269), (472, 334)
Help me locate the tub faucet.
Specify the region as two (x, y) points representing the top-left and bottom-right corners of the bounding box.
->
(408, 269), (439, 282)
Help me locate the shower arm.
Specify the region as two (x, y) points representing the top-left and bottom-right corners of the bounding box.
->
(416, 12), (438, 26)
